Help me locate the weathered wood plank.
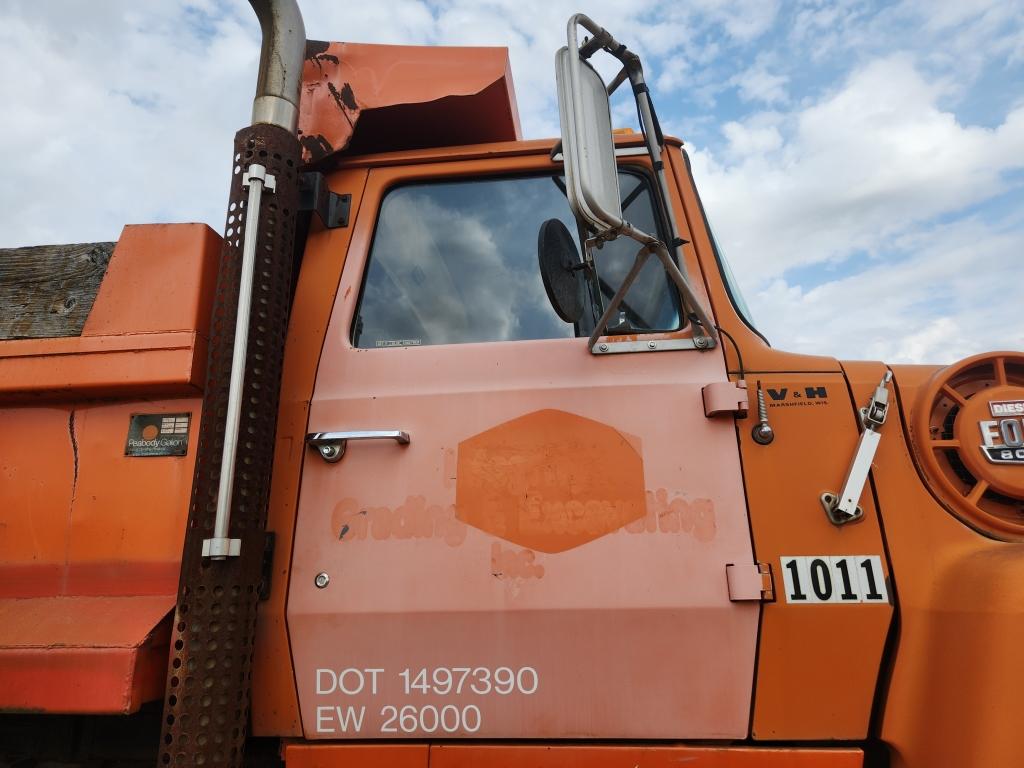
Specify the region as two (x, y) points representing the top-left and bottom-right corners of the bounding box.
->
(0, 242), (115, 340)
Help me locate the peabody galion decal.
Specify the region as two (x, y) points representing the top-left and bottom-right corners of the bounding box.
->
(125, 413), (192, 457)
(979, 400), (1024, 465)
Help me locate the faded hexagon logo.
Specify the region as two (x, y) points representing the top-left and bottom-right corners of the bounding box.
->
(455, 409), (646, 553)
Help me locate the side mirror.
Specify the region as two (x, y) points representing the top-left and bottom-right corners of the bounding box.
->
(555, 45), (622, 235)
(537, 219), (585, 323)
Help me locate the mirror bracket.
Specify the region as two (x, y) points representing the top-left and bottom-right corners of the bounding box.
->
(586, 239), (714, 355)
(557, 14), (719, 351)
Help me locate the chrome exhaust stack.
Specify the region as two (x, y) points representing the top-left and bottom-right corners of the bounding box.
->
(249, 0), (306, 132)
(159, 3), (306, 766)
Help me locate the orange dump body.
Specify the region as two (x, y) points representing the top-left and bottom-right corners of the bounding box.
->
(0, 224), (218, 713)
(3, 37), (1024, 768)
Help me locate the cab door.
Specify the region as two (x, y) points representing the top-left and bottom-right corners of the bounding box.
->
(287, 154), (759, 740)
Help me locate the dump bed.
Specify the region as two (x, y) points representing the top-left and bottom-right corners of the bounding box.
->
(0, 224), (218, 713)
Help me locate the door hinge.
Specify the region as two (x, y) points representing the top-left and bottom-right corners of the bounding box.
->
(726, 562), (775, 602)
(703, 381), (749, 418)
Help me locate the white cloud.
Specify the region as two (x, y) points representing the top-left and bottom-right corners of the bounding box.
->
(691, 55), (1024, 362)
(730, 60), (789, 105)
(750, 213), (1024, 363)
(691, 56), (1024, 280)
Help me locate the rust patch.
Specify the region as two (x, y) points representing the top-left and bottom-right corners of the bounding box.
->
(327, 82), (358, 113)
(299, 134), (334, 163)
(305, 40), (331, 59)
(456, 409), (646, 554)
(339, 83), (358, 110)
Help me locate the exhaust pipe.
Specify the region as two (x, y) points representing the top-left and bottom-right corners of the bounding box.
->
(249, 0), (306, 132)
(159, 2), (306, 766)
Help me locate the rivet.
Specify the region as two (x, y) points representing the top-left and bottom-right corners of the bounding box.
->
(647, 340), (657, 349)
(314, 572), (330, 589)
(598, 343), (609, 352)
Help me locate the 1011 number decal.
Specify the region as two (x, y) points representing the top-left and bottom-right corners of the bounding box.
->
(780, 555), (889, 604)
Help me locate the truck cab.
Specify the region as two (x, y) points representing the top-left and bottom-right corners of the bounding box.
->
(1, 6), (1023, 768)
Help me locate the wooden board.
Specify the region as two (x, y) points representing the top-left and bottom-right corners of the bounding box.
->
(0, 242), (114, 339)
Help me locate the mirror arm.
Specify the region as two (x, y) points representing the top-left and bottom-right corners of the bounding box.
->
(607, 67), (629, 95)
(623, 64), (715, 342)
(619, 223), (716, 342)
(588, 243), (654, 352)
(587, 226), (717, 353)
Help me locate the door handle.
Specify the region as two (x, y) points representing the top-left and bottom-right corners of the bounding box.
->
(306, 430), (411, 463)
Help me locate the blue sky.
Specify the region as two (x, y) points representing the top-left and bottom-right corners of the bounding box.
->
(1, 0), (1021, 363)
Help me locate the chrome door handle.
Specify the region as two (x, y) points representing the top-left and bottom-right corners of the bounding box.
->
(306, 430), (411, 463)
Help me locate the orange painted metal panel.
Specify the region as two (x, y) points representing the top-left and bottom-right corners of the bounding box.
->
(251, 167), (372, 737)
(432, 745), (862, 767)
(300, 43), (520, 163)
(0, 407), (74, 571)
(0, 595), (173, 713)
(842, 361), (1024, 768)
(736, 372), (893, 739)
(0, 397), (199, 712)
(0, 222), (218, 402)
(66, 400), (201, 570)
(283, 743), (862, 768)
(82, 223), (220, 338)
(283, 743), (428, 768)
(0, 332), (204, 402)
(663, 145), (894, 738)
(0, 398), (200, 598)
(285, 158), (758, 740)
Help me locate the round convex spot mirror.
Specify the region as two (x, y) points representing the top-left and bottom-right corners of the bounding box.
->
(537, 218), (584, 324)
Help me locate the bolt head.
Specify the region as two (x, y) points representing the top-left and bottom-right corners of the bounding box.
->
(598, 343), (609, 352)
(647, 340), (657, 349)
(314, 572), (330, 589)
(694, 336), (709, 349)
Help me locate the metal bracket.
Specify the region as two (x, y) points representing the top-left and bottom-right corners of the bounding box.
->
(821, 371), (893, 526)
(726, 562), (775, 602)
(201, 537), (241, 558)
(587, 241), (715, 354)
(243, 165), (276, 192)
(299, 171), (351, 228)
(592, 336), (714, 354)
(820, 492), (863, 525)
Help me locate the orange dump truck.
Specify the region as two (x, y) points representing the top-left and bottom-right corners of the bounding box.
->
(1, 3), (1022, 767)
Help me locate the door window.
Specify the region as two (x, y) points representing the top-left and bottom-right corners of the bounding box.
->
(352, 170), (680, 348)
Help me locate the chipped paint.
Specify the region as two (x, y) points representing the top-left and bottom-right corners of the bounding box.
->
(490, 542), (544, 580)
(297, 41), (520, 164)
(330, 496), (467, 546)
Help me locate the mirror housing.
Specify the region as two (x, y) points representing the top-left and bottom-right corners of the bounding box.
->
(555, 45), (622, 235)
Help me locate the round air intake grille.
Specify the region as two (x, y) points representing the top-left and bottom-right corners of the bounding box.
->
(910, 352), (1024, 539)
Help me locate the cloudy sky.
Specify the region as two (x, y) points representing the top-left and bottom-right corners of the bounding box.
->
(2, 0), (1021, 364)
